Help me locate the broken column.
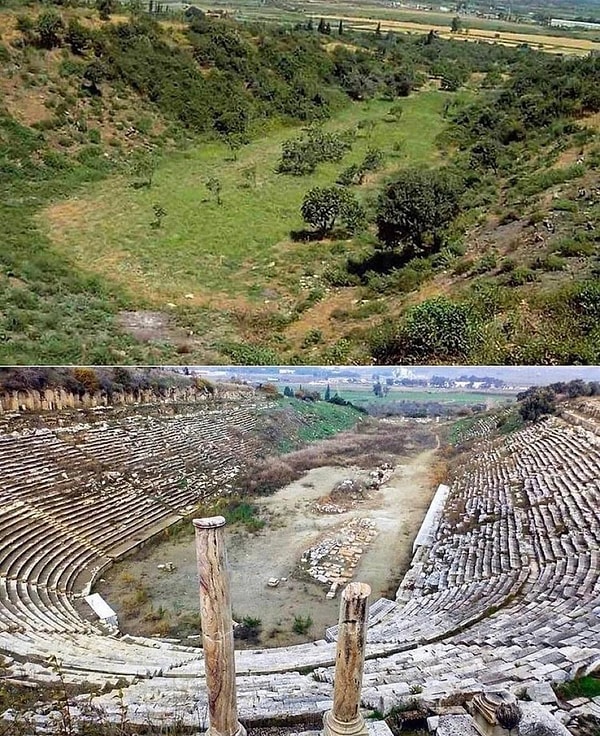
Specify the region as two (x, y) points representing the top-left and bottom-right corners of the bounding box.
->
(194, 516), (246, 736)
(323, 582), (371, 736)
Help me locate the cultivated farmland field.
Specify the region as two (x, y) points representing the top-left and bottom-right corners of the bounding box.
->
(184, 0), (600, 55)
(285, 386), (516, 406)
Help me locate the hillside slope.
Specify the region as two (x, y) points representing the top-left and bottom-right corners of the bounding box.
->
(1, 5), (598, 364)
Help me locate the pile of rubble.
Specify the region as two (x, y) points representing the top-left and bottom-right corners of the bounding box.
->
(299, 518), (378, 598)
(313, 464), (395, 515)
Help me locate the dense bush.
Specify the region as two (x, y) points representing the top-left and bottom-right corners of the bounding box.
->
(371, 297), (479, 363)
(278, 127), (352, 175)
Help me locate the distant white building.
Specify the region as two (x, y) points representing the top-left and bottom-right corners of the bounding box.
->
(392, 367), (417, 380)
(549, 18), (600, 30)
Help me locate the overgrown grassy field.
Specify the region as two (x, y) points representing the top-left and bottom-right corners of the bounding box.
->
(33, 91), (447, 362)
(2, 5), (599, 365)
(40, 93), (445, 301)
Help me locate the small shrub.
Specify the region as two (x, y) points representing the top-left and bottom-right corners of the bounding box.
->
(361, 147), (385, 172)
(337, 163), (364, 186)
(453, 258), (474, 275)
(471, 252), (497, 274)
(499, 257), (516, 273)
(323, 266), (361, 287)
(534, 253), (565, 272)
(371, 297), (479, 363)
(36, 11), (65, 49)
(554, 677), (600, 700)
(506, 266), (537, 286)
(292, 614), (313, 635)
(302, 329), (323, 347)
(554, 237), (594, 257)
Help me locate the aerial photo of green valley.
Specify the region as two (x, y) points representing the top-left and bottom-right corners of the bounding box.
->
(1, 0), (599, 363)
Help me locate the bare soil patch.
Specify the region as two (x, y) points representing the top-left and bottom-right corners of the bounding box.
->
(117, 310), (188, 344)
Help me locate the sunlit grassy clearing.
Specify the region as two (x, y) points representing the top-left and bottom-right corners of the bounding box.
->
(42, 92), (446, 305)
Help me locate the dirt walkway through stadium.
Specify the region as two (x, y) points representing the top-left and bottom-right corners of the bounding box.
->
(97, 439), (440, 647)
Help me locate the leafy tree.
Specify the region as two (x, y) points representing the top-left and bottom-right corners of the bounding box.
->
(36, 11), (64, 49)
(301, 186), (364, 234)
(376, 169), (461, 259)
(73, 368), (101, 394)
(131, 151), (158, 188)
(278, 128), (351, 176)
(206, 177), (222, 205)
(451, 16), (461, 32)
(440, 69), (464, 91)
(225, 132), (245, 160)
(278, 136), (317, 176)
(317, 18), (325, 33)
(65, 19), (89, 54)
(97, 0), (117, 20)
(470, 139), (500, 173)
(384, 69), (414, 98)
(113, 367), (133, 389)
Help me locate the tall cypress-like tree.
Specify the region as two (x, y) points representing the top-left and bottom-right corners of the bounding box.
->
(338, 19), (343, 34)
(317, 17), (325, 33)
(375, 21), (382, 37)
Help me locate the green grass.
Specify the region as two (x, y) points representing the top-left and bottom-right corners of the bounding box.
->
(289, 386), (516, 405)
(555, 677), (600, 701)
(286, 397), (364, 442)
(38, 93), (446, 304)
(0, 118), (158, 364)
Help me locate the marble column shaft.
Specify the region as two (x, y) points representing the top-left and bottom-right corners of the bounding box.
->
(194, 516), (245, 736)
(323, 582), (371, 736)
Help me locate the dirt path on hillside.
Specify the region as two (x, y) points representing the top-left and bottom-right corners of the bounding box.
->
(98, 445), (439, 647)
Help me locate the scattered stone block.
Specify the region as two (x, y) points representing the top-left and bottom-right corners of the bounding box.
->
(527, 682), (558, 705)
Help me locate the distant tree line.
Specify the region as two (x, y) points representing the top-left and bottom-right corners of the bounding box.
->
(0, 367), (194, 397)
